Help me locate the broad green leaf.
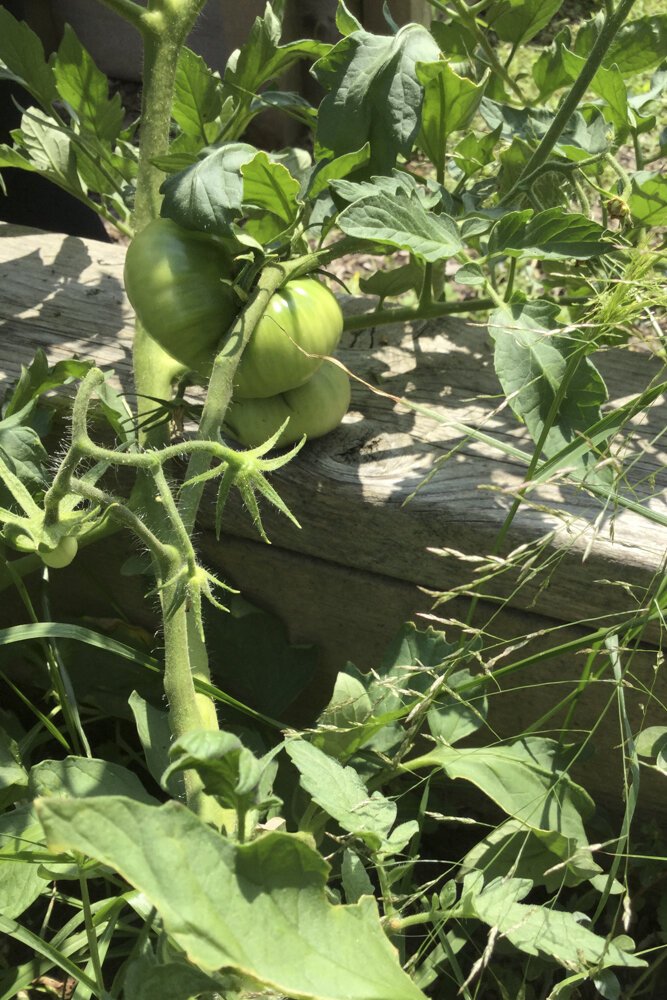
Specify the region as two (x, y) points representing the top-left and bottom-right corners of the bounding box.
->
(489, 301), (608, 470)
(360, 259), (424, 299)
(308, 144), (371, 199)
(575, 14), (667, 75)
(53, 26), (123, 144)
(489, 208), (615, 260)
(409, 736), (593, 843)
(332, 170), (443, 209)
(173, 47), (223, 140)
(467, 876), (646, 971)
(313, 672), (375, 760)
(0, 805), (44, 918)
(628, 170), (667, 226)
(484, 0), (564, 46)
(635, 725), (667, 773)
(241, 150), (301, 244)
(337, 189), (462, 262)
(123, 956), (227, 1000)
(205, 594), (318, 718)
(336, 0), (363, 36)
(160, 142), (257, 235)
(287, 740), (396, 848)
(0, 8), (57, 108)
(430, 19), (477, 59)
(461, 818), (602, 892)
(29, 757), (158, 805)
(313, 24), (440, 174)
(37, 797), (426, 1000)
(0, 424), (47, 493)
(416, 62), (486, 177)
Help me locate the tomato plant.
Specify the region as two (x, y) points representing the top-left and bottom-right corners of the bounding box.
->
(0, 1), (666, 999)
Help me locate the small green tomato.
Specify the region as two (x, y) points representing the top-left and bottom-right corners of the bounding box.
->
(40, 537), (79, 569)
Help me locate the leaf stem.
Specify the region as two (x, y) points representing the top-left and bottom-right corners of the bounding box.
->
(79, 866), (106, 996)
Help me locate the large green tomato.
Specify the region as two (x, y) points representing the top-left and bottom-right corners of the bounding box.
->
(225, 362), (351, 448)
(124, 218), (238, 375)
(234, 279), (344, 399)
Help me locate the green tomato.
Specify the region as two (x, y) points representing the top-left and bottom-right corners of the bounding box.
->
(40, 537), (78, 569)
(234, 279), (344, 399)
(225, 362), (351, 449)
(124, 218), (238, 375)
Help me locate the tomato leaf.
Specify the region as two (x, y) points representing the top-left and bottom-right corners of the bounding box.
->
(489, 301), (608, 473)
(628, 170), (667, 226)
(360, 259), (424, 298)
(313, 23), (440, 174)
(337, 189), (462, 262)
(489, 208), (615, 260)
(416, 62), (487, 179)
(0, 7), (57, 108)
(241, 150), (301, 244)
(37, 797), (427, 1000)
(160, 142), (257, 235)
(172, 47), (223, 141)
(483, 0), (564, 46)
(53, 26), (124, 145)
(575, 13), (667, 75)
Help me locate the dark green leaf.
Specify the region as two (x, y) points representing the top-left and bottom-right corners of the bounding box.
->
(0, 424), (47, 493)
(0, 7), (57, 108)
(164, 731), (265, 811)
(308, 144), (371, 198)
(160, 142), (257, 235)
(0, 729), (28, 809)
(313, 24), (440, 174)
(2, 350), (91, 418)
(53, 26), (123, 144)
(128, 692), (182, 797)
(172, 47), (223, 140)
(427, 669), (488, 744)
(416, 62), (486, 176)
(337, 189), (462, 262)
(0, 805), (44, 918)
(489, 208), (615, 260)
(332, 169), (442, 209)
(430, 19), (477, 59)
(480, 99), (610, 156)
(241, 150), (301, 244)
(532, 27), (573, 100)
(360, 259), (424, 298)
(489, 300), (608, 470)
(37, 797), (427, 1000)
(6, 107), (85, 198)
(484, 0), (564, 46)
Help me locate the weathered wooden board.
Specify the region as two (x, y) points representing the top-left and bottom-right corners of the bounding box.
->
(1, 223), (666, 812)
(2, 224), (664, 626)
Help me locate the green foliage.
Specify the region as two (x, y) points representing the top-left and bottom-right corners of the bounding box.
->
(0, 0), (666, 997)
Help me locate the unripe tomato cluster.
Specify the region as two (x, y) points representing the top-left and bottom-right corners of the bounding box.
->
(124, 219), (350, 447)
